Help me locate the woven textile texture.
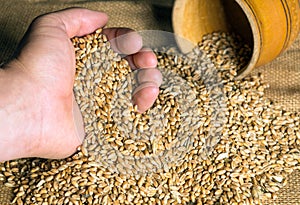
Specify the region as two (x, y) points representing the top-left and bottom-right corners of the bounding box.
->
(0, 0), (299, 204)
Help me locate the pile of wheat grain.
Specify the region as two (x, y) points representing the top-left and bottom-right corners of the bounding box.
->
(0, 29), (299, 205)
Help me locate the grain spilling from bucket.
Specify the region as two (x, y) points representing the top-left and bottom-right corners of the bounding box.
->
(0, 29), (299, 205)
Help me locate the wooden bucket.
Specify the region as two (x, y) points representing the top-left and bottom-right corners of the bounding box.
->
(172, 0), (300, 78)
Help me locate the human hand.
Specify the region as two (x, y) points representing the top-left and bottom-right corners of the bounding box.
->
(0, 8), (162, 161)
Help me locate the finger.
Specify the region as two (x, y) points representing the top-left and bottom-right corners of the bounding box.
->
(26, 8), (108, 42)
(102, 28), (157, 69)
(102, 28), (142, 55)
(132, 68), (162, 113)
(126, 48), (158, 70)
(16, 8), (108, 73)
(41, 8), (109, 38)
(132, 84), (159, 113)
(16, 8), (108, 64)
(135, 68), (162, 86)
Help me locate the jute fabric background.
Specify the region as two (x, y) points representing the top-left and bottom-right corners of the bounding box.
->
(0, 0), (299, 204)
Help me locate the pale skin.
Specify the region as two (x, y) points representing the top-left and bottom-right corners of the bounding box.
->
(0, 8), (162, 162)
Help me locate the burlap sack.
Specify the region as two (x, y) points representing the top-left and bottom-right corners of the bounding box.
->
(0, 0), (299, 204)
